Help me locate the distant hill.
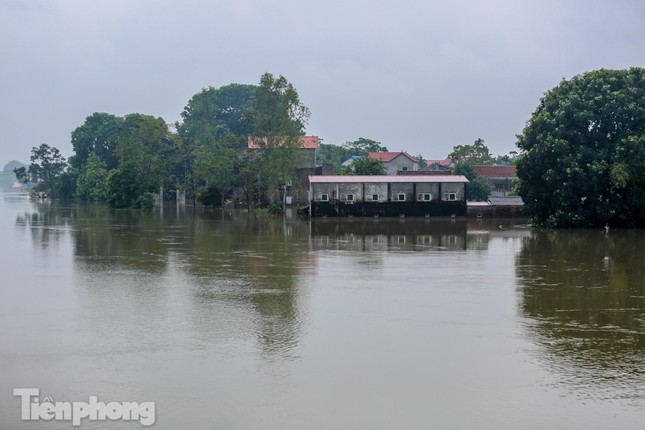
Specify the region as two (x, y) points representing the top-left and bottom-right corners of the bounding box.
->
(1, 160), (27, 190)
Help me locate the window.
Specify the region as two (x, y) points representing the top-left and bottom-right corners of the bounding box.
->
(320, 194), (329, 202)
(393, 193), (405, 201)
(401, 166), (408, 171)
(345, 194), (354, 202)
(417, 193), (432, 201)
(372, 194), (380, 202)
(444, 193), (457, 201)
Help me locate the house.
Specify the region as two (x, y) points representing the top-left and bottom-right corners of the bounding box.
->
(368, 152), (419, 175)
(341, 155), (362, 167)
(309, 175), (469, 217)
(425, 157), (453, 172)
(248, 135), (319, 168)
(472, 165), (517, 196)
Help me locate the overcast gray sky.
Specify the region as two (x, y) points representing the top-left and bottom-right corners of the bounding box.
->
(1, 0), (644, 165)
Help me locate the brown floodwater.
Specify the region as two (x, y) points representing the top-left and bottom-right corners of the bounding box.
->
(0, 194), (643, 429)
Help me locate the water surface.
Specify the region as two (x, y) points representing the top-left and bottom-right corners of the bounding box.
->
(1, 195), (643, 429)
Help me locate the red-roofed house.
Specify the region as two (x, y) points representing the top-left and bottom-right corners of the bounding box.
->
(473, 165), (517, 196)
(368, 151), (419, 175)
(247, 135), (319, 168)
(425, 157), (453, 172)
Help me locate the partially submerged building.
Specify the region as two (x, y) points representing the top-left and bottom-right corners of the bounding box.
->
(309, 175), (469, 217)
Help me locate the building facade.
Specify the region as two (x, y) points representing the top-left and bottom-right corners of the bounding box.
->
(309, 175), (468, 217)
(368, 152), (419, 175)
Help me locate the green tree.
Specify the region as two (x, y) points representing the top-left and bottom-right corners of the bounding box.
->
(194, 135), (242, 207)
(28, 143), (69, 198)
(13, 166), (28, 183)
(176, 84), (257, 203)
(178, 83), (257, 144)
(342, 137), (388, 156)
(107, 162), (143, 208)
(515, 68), (645, 227)
(108, 114), (174, 207)
(316, 142), (354, 173)
(70, 113), (123, 171)
(494, 151), (518, 166)
(453, 163), (491, 201)
(414, 154), (427, 169)
(342, 156), (386, 175)
(76, 152), (109, 201)
(249, 73), (311, 207)
(449, 138), (493, 165)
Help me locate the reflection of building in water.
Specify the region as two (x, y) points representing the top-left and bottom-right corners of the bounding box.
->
(516, 230), (645, 402)
(309, 218), (468, 251)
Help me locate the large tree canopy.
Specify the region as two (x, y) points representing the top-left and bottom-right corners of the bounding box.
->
(449, 138), (493, 165)
(70, 112), (123, 171)
(178, 83), (257, 144)
(516, 68), (645, 227)
(342, 137), (388, 156)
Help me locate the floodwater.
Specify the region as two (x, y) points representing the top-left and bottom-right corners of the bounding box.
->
(0, 194), (643, 429)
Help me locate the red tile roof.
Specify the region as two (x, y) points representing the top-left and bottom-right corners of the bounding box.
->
(368, 151), (418, 163)
(248, 136), (319, 149)
(473, 165), (517, 178)
(425, 157), (452, 166)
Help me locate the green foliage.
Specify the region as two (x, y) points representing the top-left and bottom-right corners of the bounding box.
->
(449, 138), (493, 165)
(194, 135), (242, 207)
(342, 156), (386, 175)
(107, 163), (142, 208)
(494, 151), (518, 166)
(252, 73), (310, 138)
(13, 166), (28, 183)
(467, 176), (492, 201)
(452, 163), (476, 181)
(516, 68), (645, 227)
(342, 137), (388, 156)
(266, 200), (284, 215)
(70, 113), (122, 170)
(27, 143), (69, 198)
(317, 142), (354, 173)
(453, 163), (492, 201)
(414, 154), (427, 169)
(132, 192), (155, 211)
(116, 114), (175, 194)
(197, 187), (224, 207)
(178, 83), (257, 144)
(23, 73), (313, 211)
(76, 152), (109, 201)
(247, 73), (311, 206)
(54, 169), (79, 200)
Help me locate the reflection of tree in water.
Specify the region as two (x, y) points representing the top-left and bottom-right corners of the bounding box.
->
(74, 206), (309, 360)
(72, 203), (174, 273)
(18, 202), (309, 362)
(516, 230), (645, 401)
(186, 213), (308, 361)
(15, 201), (75, 250)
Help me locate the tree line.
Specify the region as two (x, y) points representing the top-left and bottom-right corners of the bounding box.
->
(17, 71), (515, 209)
(16, 73), (311, 210)
(21, 67), (643, 226)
